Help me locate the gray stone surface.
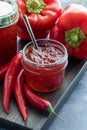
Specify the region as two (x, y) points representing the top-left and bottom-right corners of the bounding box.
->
(60, 0), (87, 8)
(48, 70), (87, 130)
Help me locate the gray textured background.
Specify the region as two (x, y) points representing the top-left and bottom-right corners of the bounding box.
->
(60, 0), (87, 8)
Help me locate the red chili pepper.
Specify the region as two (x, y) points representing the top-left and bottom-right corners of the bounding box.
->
(14, 68), (28, 121)
(24, 84), (66, 123)
(50, 4), (87, 59)
(0, 62), (10, 81)
(3, 52), (22, 113)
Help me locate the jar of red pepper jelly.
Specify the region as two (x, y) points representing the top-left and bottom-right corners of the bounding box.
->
(22, 39), (68, 92)
(0, 0), (18, 65)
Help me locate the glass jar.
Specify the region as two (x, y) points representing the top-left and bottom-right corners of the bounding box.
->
(0, 0), (19, 65)
(22, 39), (68, 92)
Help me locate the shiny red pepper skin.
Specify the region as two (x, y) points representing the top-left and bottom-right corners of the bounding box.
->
(50, 4), (87, 59)
(3, 52), (22, 113)
(15, 0), (62, 40)
(14, 68), (28, 121)
(0, 62), (10, 81)
(23, 84), (66, 123)
(24, 84), (53, 111)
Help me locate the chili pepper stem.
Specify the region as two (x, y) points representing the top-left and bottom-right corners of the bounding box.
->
(47, 105), (67, 123)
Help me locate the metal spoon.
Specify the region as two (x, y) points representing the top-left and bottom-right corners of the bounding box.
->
(23, 14), (39, 50)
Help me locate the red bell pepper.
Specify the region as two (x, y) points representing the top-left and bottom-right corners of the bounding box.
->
(15, 0), (62, 40)
(50, 4), (87, 59)
(17, 25), (49, 40)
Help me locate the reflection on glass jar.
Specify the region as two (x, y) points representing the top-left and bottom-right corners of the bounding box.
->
(0, 0), (19, 65)
(22, 39), (68, 92)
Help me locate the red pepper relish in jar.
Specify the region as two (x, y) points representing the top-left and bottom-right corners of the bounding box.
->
(0, 0), (18, 65)
(22, 39), (68, 92)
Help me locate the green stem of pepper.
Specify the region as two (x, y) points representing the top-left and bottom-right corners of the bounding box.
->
(47, 105), (67, 123)
(65, 27), (86, 48)
(26, 0), (46, 14)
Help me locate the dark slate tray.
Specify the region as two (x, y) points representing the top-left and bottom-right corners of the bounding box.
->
(0, 38), (87, 130)
(0, 118), (32, 130)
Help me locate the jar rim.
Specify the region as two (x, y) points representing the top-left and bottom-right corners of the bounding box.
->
(22, 39), (68, 67)
(0, 0), (18, 28)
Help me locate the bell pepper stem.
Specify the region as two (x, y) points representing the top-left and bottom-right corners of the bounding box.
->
(26, 0), (46, 14)
(65, 27), (86, 48)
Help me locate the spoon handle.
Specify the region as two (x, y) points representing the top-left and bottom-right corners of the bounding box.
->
(23, 14), (39, 50)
